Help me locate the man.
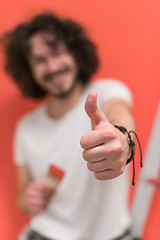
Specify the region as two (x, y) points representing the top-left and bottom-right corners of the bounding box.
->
(3, 13), (135, 240)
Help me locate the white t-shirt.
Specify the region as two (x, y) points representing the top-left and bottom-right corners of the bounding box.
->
(14, 79), (132, 240)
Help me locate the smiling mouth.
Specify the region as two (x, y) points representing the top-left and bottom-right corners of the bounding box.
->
(46, 73), (70, 88)
(44, 67), (71, 83)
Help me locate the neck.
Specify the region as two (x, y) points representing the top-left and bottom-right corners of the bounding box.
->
(47, 83), (84, 119)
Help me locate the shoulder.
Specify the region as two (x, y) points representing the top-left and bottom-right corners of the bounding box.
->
(88, 78), (129, 90)
(15, 104), (46, 134)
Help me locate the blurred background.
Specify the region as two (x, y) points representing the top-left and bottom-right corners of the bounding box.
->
(0, 0), (160, 239)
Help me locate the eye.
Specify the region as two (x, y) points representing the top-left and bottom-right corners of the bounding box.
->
(34, 57), (46, 64)
(53, 46), (66, 56)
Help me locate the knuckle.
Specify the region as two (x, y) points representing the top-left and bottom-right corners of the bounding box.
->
(114, 142), (123, 153)
(119, 167), (125, 175)
(102, 129), (110, 139)
(117, 157), (124, 166)
(110, 130), (117, 138)
(102, 128), (116, 139)
(113, 158), (125, 171)
(103, 147), (109, 155)
(102, 145), (111, 156)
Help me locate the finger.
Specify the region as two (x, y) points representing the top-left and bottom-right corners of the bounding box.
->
(28, 182), (45, 189)
(82, 141), (122, 163)
(87, 159), (111, 172)
(41, 185), (56, 197)
(26, 188), (46, 200)
(29, 204), (46, 215)
(94, 167), (125, 180)
(28, 182), (51, 195)
(85, 92), (109, 129)
(44, 190), (55, 202)
(80, 127), (116, 150)
(27, 197), (47, 207)
(29, 182), (54, 195)
(87, 156), (124, 172)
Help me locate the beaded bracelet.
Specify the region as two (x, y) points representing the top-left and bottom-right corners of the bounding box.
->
(114, 125), (143, 185)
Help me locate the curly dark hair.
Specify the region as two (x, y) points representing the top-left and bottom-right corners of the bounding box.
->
(2, 12), (99, 99)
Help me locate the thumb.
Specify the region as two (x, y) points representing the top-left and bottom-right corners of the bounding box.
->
(85, 92), (108, 129)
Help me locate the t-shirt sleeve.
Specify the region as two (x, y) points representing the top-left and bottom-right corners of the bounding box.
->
(88, 79), (133, 109)
(13, 120), (27, 166)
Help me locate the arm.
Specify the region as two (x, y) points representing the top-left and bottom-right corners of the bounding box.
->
(80, 92), (135, 180)
(16, 165), (32, 213)
(101, 98), (135, 132)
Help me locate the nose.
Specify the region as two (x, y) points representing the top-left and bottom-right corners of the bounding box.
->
(46, 57), (60, 72)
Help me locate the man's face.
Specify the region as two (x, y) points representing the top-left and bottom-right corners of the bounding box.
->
(28, 32), (79, 98)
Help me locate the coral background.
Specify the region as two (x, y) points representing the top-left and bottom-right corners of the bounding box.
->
(0, 0), (159, 239)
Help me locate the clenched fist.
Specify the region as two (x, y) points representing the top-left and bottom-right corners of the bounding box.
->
(80, 92), (129, 180)
(24, 182), (55, 215)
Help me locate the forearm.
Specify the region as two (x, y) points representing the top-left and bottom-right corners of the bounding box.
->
(102, 98), (135, 132)
(16, 165), (32, 214)
(16, 189), (30, 214)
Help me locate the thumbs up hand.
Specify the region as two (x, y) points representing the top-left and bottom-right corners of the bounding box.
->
(80, 92), (129, 180)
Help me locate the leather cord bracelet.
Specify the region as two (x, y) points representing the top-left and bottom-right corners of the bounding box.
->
(114, 125), (143, 185)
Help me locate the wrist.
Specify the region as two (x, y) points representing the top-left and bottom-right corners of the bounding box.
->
(114, 125), (143, 185)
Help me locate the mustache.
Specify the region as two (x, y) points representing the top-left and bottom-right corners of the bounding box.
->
(43, 67), (71, 81)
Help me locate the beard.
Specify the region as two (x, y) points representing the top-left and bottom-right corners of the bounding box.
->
(42, 66), (79, 99)
(50, 77), (78, 99)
